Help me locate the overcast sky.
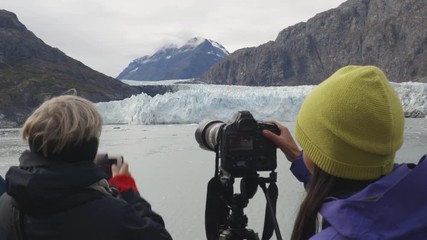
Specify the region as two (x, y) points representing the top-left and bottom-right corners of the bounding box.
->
(2, 0), (345, 77)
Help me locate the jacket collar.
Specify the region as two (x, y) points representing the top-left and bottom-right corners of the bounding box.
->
(6, 150), (107, 211)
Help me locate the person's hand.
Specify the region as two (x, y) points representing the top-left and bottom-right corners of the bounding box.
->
(109, 161), (138, 193)
(112, 161), (131, 177)
(262, 121), (302, 162)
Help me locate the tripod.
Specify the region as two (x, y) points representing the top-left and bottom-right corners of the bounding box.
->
(205, 171), (282, 240)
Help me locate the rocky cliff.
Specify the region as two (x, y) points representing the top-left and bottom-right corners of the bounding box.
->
(200, 0), (427, 85)
(0, 10), (140, 127)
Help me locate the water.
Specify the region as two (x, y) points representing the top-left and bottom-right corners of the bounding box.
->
(1, 118), (426, 239)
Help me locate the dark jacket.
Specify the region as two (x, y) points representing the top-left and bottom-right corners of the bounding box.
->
(291, 154), (427, 239)
(0, 175), (5, 196)
(0, 150), (172, 240)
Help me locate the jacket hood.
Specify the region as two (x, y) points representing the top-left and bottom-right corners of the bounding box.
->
(5, 150), (107, 212)
(316, 155), (427, 239)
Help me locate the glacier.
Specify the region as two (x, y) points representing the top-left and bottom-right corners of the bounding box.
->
(96, 81), (427, 125)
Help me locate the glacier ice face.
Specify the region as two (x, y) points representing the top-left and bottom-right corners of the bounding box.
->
(392, 82), (427, 117)
(96, 82), (427, 125)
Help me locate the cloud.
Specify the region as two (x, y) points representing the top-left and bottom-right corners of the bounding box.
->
(1, 0), (345, 77)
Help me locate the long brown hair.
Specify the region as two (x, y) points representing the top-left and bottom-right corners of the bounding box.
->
(291, 165), (375, 240)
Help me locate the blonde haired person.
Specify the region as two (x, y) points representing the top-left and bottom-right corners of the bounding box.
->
(0, 95), (172, 240)
(263, 66), (427, 239)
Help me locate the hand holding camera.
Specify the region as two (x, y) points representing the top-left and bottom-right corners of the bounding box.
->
(111, 161), (131, 177)
(262, 121), (302, 162)
(94, 153), (125, 179)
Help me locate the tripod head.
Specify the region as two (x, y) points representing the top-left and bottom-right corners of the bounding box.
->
(218, 192), (258, 240)
(218, 173), (259, 240)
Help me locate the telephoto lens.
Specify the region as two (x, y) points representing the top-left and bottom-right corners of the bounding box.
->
(195, 119), (225, 151)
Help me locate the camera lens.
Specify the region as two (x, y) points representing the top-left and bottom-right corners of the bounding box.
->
(195, 119), (225, 151)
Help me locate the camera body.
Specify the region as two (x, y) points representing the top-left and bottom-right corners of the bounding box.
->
(94, 153), (123, 179)
(196, 111), (279, 177)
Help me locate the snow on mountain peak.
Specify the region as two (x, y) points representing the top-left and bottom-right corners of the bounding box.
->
(207, 39), (229, 55)
(185, 37), (206, 47)
(116, 37), (230, 80)
(134, 37), (227, 63)
(181, 37), (229, 55)
(159, 43), (179, 51)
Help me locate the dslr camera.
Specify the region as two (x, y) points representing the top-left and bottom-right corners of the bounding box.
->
(195, 111), (279, 177)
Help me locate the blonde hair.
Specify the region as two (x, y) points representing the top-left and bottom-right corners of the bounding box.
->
(22, 95), (103, 157)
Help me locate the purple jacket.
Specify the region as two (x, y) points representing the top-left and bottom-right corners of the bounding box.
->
(291, 154), (427, 240)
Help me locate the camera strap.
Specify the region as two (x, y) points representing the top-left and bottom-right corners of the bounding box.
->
(260, 182), (281, 240)
(206, 134), (234, 240)
(205, 176), (230, 240)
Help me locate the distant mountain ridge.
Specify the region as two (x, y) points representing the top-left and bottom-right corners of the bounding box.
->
(0, 10), (140, 127)
(200, 0), (427, 85)
(117, 37), (229, 81)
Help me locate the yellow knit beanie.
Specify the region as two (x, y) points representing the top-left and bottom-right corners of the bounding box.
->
(295, 65), (404, 180)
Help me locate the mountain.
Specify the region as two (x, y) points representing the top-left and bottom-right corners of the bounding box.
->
(200, 0), (427, 86)
(117, 37), (229, 81)
(0, 10), (141, 127)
